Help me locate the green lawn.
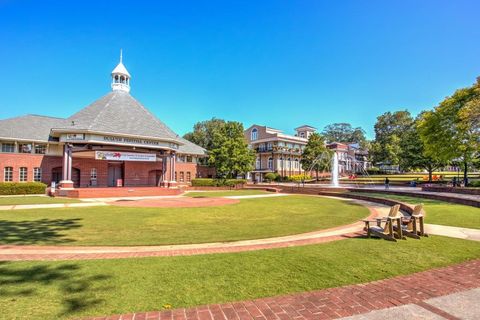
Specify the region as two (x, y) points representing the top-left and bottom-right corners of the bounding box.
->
(185, 190), (270, 197)
(351, 192), (480, 229)
(0, 195), (368, 246)
(0, 196), (80, 206)
(1, 236), (479, 320)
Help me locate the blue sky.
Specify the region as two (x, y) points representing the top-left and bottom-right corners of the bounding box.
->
(1, 0), (479, 139)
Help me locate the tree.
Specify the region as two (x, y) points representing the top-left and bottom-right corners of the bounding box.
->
(300, 133), (330, 180)
(399, 114), (443, 182)
(322, 123), (367, 146)
(418, 78), (480, 181)
(183, 118), (226, 151)
(208, 121), (255, 178)
(371, 111), (413, 167)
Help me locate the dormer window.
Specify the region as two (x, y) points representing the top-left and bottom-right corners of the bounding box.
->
(251, 128), (258, 141)
(300, 132), (305, 138)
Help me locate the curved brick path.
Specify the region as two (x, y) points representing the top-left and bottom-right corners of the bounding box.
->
(80, 259), (480, 320)
(0, 199), (382, 261)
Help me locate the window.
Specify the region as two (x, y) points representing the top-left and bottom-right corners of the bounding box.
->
(268, 157), (273, 170)
(175, 171), (177, 181)
(1, 143), (14, 153)
(255, 157), (261, 169)
(19, 167), (27, 182)
(186, 171), (191, 182)
(251, 128), (258, 141)
(287, 158), (292, 169)
(34, 144), (47, 154)
(90, 168), (97, 180)
(4, 167), (13, 182)
(186, 156), (192, 163)
(34, 167), (42, 182)
(267, 142), (273, 150)
(299, 132), (305, 138)
(19, 143), (32, 153)
(295, 159), (299, 169)
(180, 171), (184, 182)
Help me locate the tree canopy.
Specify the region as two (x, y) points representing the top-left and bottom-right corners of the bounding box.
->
(371, 110), (413, 166)
(207, 121), (255, 178)
(322, 123), (367, 146)
(183, 118), (226, 151)
(300, 133), (330, 179)
(399, 114), (444, 181)
(417, 78), (480, 180)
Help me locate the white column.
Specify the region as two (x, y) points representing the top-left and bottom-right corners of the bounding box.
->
(171, 153), (176, 182)
(62, 145), (69, 181)
(67, 147), (73, 180)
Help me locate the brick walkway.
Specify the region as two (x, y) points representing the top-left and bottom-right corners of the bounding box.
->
(81, 258), (480, 320)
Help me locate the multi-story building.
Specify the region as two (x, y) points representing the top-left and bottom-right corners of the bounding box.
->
(244, 125), (316, 182)
(326, 142), (370, 174)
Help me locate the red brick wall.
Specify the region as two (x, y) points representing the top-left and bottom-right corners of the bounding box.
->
(175, 162), (198, 186)
(0, 153), (60, 184)
(0, 153), (203, 188)
(124, 161), (164, 187)
(197, 165), (216, 178)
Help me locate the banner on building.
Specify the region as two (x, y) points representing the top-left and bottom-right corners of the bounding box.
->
(95, 151), (157, 162)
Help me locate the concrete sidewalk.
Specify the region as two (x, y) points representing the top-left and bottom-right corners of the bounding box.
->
(0, 202), (108, 211)
(425, 224), (480, 241)
(341, 288), (480, 320)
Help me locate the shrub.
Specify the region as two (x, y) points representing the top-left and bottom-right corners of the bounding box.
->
(191, 178), (246, 187)
(224, 179), (247, 187)
(264, 173), (277, 182)
(366, 167), (380, 175)
(191, 178), (216, 187)
(288, 174), (313, 182)
(469, 180), (480, 188)
(0, 182), (47, 195)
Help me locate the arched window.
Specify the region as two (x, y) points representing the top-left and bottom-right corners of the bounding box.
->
(255, 157), (261, 169)
(287, 158), (291, 169)
(120, 76), (125, 84)
(251, 128), (258, 141)
(115, 75), (119, 83)
(268, 157), (273, 170)
(295, 159), (299, 169)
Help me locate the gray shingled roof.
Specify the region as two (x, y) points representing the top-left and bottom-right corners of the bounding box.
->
(55, 91), (180, 141)
(0, 114), (66, 141)
(0, 91), (206, 155)
(177, 137), (206, 156)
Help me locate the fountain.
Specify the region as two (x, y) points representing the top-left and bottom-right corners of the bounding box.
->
(331, 152), (339, 187)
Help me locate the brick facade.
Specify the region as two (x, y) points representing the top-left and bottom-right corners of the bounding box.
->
(0, 152), (199, 188)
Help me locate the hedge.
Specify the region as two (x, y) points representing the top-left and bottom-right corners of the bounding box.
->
(191, 178), (247, 187)
(0, 182), (47, 195)
(469, 180), (480, 188)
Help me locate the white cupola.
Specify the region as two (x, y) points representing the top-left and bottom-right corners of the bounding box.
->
(111, 49), (131, 93)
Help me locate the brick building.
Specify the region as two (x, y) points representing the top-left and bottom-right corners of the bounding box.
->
(244, 125), (315, 182)
(244, 125), (370, 182)
(0, 54), (205, 191)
